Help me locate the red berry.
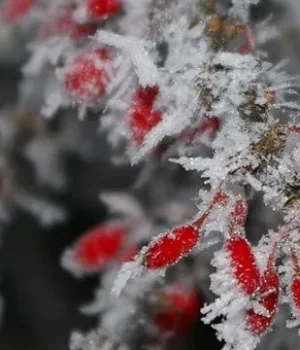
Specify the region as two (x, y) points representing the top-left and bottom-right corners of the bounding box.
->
(246, 268), (279, 334)
(86, 0), (122, 20)
(1, 0), (35, 23)
(62, 48), (112, 103)
(225, 236), (260, 295)
(144, 225), (199, 269)
(153, 285), (201, 337)
(128, 87), (162, 146)
(291, 277), (300, 311)
(129, 109), (162, 145)
(132, 86), (159, 108)
(246, 244), (279, 334)
(75, 222), (127, 269)
(290, 251), (300, 315)
(40, 8), (94, 41)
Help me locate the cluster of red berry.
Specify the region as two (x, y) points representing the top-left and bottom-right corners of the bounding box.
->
(73, 188), (300, 337)
(2, 1), (222, 148)
(73, 220), (201, 336)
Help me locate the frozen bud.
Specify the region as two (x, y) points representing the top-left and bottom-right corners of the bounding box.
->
(86, 0), (122, 20)
(128, 86), (162, 146)
(290, 252), (300, 319)
(225, 236), (260, 295)
(152, 284), (201, 337)
(75, 221), (127, 270)
(60, 48), (113, 103)
(144, 225), (199, 269)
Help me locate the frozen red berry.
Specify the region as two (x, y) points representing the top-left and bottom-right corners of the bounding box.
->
(40, 8), (94, 41)
(129, 108), (162, 145)
(153, 285), (201, 337)
(86, 0), (122, 20)
(246, 269), (279, 334)
(1, 0), (35, 23)
(128, 86), (162, 146)
(225, 236), (260, 295)
(62, 48), (112, 103)
(132, 86), (159, 108)
(246, 244), (279, 334)
(246, 270), (279, 334)
(144, 225), (199, 269)
(75, 222), (127, 269)
(290, 251), (300, 315)
(143, 190), (227, 270)
(291, 277), (300, 311)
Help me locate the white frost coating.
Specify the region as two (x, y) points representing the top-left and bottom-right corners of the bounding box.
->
(12, 0), (300, 349)
(111, 260), (145, 297)
(95, 30), (158, 87)
(201, 249), (260, 350)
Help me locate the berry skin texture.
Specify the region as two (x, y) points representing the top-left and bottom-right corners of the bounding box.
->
(246, 268), (279, 334)
(153, 286), (201, 337)
(291, 277), (300, 312)
(128, 86), (162, 146)
(290, 252), (300, 316)
(62, 49), (112, 103)
(75, 222), (127, 269)
(1, 0), (35, 23)
(225, 236), (260, 295)
(87, 0), (122, 20)
(144, 225), (199, 269)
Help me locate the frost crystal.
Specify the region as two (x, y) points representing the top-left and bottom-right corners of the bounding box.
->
(2, 0), (300, 349)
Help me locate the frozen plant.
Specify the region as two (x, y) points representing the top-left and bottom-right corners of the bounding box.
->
(2, 0), (300, 349)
